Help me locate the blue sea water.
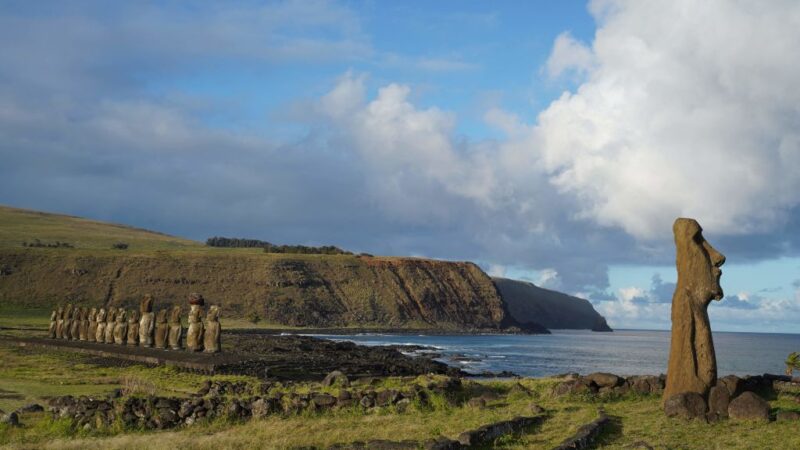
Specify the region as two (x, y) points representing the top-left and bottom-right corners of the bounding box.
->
(310, 330), (800, 377)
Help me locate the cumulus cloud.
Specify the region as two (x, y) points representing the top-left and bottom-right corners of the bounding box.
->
(545, 32), (594, 79)
(536, 0), (800, 240)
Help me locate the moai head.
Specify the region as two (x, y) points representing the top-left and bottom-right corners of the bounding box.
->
(156, 309), (168, 323)
(64, 303), (73, 317)
(106, 307), (116, 322)
(50, 310), (57, 321)
(188, 292), (205, 306)
(71, 306), (80, 320)
(80, 307), (88, 320)
(140, 294), (154, 313)
(57, 305), (64, 319)
(207, 305), (220, 321)
(89, 307), (97, 321)
(96, 308), (107, 322)
(169, 305), (182, 324)
(673, 218), (726, 306)
(128, 309), (140, 322)
(116, 309), (127, 323)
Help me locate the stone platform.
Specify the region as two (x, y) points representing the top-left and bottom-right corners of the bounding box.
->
(2, 336), (256, 374)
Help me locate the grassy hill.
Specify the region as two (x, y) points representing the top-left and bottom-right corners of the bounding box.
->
(0, 205), (512, 331)
(0, 205), (201, 251)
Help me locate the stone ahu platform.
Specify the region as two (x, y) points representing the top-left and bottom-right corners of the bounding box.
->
(2, 336), (255, 374)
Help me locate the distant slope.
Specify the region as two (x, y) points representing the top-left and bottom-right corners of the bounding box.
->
(493, 277), (612, 332)
(0, 205), (526, 331)
(0, 205), (201, 250)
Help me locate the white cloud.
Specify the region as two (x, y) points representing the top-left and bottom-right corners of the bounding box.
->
(545, 32), (594, 79)
(535, 0), (800, 239)
(536, 268), (563, 290)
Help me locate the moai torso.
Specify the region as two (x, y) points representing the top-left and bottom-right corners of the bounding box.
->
(62, 304), (74, 339)
(94, 308), (107, 342)
(79, 307), (89, 341)
(203, 305), (221, 353)
(69, 307), (81, 340)
(154, 309), (169, 349)
(55, 306), (65, 339)
(48, 310), (57, 338)
(127, 310), (140, 345)
(186, 304), (204, 352)
(139, 295), (155, 347)
(87, 308), (98, 342)
(113, 309), (127, 345)
(104, 308), (117, 344)
(167, 306), (183, 350)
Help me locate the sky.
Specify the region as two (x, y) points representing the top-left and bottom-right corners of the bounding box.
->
(1, 0), (799, 333)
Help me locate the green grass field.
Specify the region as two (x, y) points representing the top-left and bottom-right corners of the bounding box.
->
(1, 340), (799, 449)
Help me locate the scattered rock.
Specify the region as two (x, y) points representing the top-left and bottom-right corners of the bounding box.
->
(0, 412), (19, 427)
(553, 409), (610, 450)
(529, 403), (545, 414)
(322, 370), (350, 387)
(707, 385), (730, 421)
(457, 416), (543, 447)
(664, 392), (707, 421)
(776, 410), (800, 422)
(585, 372), (621, 388)
(719, 375), (745, 398)
(728, 392), (770, 422)
(16, 403), (44, 413)
(467, 397), (486, 409)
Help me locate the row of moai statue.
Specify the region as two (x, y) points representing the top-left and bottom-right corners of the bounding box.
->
(47, 293), (221, 353)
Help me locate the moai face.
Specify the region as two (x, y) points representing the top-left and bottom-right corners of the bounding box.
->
(169, 305), (182, 324)
(140, 295), (154, 313)
(128, 310), (140, 322)
(673, 218), (726, 305)
(117, 309), (127, 323)
(96, 308), (107, 322)
(89, 308), (97, 321)
(207, 305), (220, 321)
(156, 309), (168, 323)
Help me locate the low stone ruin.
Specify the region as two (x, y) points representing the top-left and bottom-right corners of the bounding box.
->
(46, 292), (222, 353)
(552, 372), (665, 397)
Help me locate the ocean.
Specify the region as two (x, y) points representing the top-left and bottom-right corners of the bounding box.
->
(311, 329), (800, 377)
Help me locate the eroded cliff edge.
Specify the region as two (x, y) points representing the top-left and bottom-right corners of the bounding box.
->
(493, 277), (612, 332)
(0, 250), (521, 331)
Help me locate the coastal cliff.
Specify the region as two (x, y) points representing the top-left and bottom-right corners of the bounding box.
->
(0, 249), (515, 330)
(493, 277), (613, 331)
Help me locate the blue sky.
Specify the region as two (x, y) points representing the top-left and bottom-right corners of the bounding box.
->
(1, 0), (799, 332)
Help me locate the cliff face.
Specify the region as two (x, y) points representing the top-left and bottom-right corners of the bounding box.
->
(0, 250), (509, 330)
(493, 277), (612, 332)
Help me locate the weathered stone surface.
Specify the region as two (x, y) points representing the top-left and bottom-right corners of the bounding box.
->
(139, 295), (155, 347)
(62, 303), (73, 340)
(69, 307), (81, 341)
(553, 409), (610, 450)
(529, 403), (545, 414)
(127, 310), (140, 345)
(168, 305), (182, 350)
(467, 397), (486, 409)
(728, 392), (770, 422)
(79, 307), (90, 341)
(322, 370), (350, 387)
(55, 306), (65, 339)
(719, 375), (745, 398)
(664, 392), (707, 421)
(113, 309), (127, 345)
(48, 310), (57, 338)
(203, 305), (221, 353)
(103, 307), (116, 344)
(186, 303), (204, 352)
(312, 394), (336, 408)
(94, 308), (106, 342)
(664, 218), (726, 401)
(154, 309), (168, 349)
(457, 416), (542, 447)
(17, 403), (44, 413)
(707, 385), (730, 421)
(585, 372), (621, 388)
(87, 307), (97, 343)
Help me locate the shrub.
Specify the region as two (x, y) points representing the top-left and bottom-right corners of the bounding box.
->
(112, 242), (129, 250)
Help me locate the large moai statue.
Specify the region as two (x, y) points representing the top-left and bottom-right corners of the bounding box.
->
(127, 310), (140, 345)
(55, 306), (65, 339)
(48, 310), (57, 338)
(104, 307), (117, 344)
(79, 307), (90, 341)
(167, 305), (182, 350)
(138, 295), (155, 347)
(62, 303), (74, 340)
(664, 218), (726, 402)
(154, 309), (169, 349)
(203, 305), (221, 353)
(186, 293), (205, 352)
(94, 308), (107, 342)
(113, 309), (128, 345)
(87, 308), (98, 342)
(69, 307), (81, 340)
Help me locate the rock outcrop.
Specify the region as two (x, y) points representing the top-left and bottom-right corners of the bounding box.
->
(492, 277), (612, 331)
(664, 218), (726, 401)
(728, 392), (770, 422)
